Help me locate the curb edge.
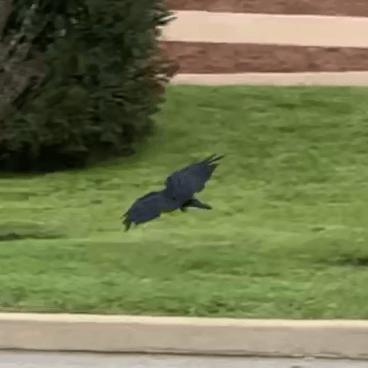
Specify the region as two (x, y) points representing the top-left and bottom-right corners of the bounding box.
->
(0, 314), (368, 359)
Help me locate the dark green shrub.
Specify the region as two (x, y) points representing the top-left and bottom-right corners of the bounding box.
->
(0, 0), (178, 172)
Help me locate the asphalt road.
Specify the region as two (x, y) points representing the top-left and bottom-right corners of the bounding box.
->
(0, 352), (367, 368)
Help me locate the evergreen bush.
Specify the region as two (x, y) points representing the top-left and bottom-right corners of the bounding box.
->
(0, 0), (178, 172)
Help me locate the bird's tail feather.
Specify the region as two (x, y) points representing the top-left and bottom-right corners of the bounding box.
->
(183, 198), (212, 210)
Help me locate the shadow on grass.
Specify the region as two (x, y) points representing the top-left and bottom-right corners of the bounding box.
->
(0, 222), (65, 242)
(332, 255), (368, 267)
(0, 231), (64, 242)
(300, 236), (368, 268)
(0, 116), (164, 178)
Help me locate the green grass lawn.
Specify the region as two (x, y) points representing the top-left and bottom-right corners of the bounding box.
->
(1, 85), (368, 318)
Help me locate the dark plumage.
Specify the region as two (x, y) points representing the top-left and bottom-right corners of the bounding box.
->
(165, 154), (224, 201)
(122, 154), (224, 231)
(122, 191), (181, 231)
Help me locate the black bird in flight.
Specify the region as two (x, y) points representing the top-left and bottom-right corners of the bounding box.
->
(122, 154), (224, 231)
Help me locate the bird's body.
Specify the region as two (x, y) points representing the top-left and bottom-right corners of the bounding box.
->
(122, 154), (224, 231)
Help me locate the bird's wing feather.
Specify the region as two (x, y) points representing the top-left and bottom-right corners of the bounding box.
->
(165, 154), (224, 199)
(122, 191), (179, 231)
(123, 191), (162, 228)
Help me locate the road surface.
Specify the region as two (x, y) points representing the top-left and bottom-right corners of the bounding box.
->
(0, 352), (367, 368)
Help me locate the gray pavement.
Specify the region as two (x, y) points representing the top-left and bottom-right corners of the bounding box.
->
(0, 352), (367, 368)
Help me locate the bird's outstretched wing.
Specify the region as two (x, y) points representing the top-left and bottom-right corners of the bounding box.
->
(164, 154), (224, 200)
(122, 191), (178, 231)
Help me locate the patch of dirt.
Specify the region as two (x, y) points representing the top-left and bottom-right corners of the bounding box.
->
(162, 42), (368, 73)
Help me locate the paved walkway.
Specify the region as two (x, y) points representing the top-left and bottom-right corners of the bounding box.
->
(0, 353), (367, 368)
(170, 71), (368, 85)
(163, 11), (368, 47)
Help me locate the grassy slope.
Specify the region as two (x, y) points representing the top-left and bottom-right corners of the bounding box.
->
(0, 85), (368, 318)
